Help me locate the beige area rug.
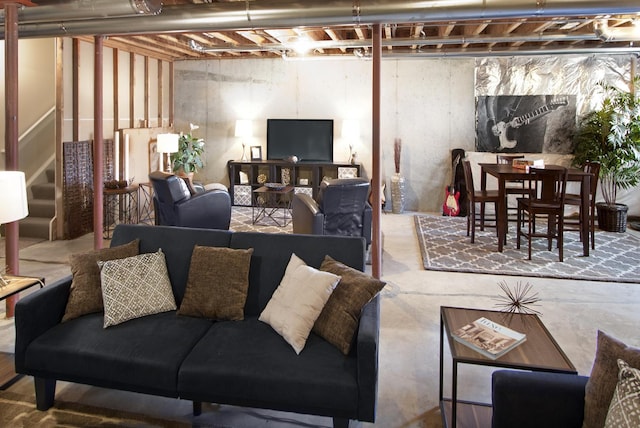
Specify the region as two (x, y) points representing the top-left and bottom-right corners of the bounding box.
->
(415, 214), (640, 283)
(0, 390), (190, 428)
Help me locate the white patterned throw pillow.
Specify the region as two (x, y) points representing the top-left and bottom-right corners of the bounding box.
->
(99, 249), (177, 328)
(604, 359), (640, 428)
(259, 253), (340, 354)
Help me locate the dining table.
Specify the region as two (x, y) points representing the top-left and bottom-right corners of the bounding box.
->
(479, 163), (593, 256)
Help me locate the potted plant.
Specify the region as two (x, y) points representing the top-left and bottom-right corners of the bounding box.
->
(171, 123), (205, 180)
(572, 77), (640, 232)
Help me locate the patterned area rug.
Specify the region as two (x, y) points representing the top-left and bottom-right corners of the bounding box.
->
(230, 207), (293, 234)
(0, 390), (190, 427)
(414, 214), (640, 283)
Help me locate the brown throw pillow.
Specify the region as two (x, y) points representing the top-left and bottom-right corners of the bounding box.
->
(583, 330), (640, 428)
(62, 239), (140, 322)
(178, 246), (253, 321)
(314, 255), (386, 354)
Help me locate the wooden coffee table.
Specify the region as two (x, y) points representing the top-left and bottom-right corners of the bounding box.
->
(439, 306), (577, 428)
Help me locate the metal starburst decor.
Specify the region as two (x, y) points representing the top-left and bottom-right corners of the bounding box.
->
(494, 281), (541, 315)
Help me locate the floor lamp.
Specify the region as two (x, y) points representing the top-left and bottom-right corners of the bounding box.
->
(156, 133), (179, 173)
(0, 171), (29, 286)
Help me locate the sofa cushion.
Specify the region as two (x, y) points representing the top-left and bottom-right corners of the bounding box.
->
(314, 255), (386, 354)
(178, 317), (359, 417)
(178, 246), (253, 320)
(604, 359), (640, 428)
(259, 254), (340, 354)
(100, 250), (177, 327)
(109, 225), (233, 305)
(62, 239), (140, 322)
(583, 331), (640, 428)
(24, 311), (212, 397)
(229, 232), (365, 317)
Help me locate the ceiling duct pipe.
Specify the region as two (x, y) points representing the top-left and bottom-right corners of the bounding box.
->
(189, 32), (602, 54)
(0, 0), (161, 25)
(6, 0), (640, 39)
(594, 19), (640, 42)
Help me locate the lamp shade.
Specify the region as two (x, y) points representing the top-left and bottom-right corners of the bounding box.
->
(0, 171), (29, 224)
(156, 133), (179, 153)
(235, 120), (253, 138)
(342, 119), (360, 139)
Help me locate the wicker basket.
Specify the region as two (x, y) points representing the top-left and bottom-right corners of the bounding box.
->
(596, 203), (628, 233)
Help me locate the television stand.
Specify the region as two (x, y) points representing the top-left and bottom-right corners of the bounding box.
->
(227, 160), (361, 206)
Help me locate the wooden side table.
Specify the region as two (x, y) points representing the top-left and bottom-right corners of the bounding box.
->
(0, 275), (44, 389)
(439, 306), (576, 428)
(103, 185), (139, 239)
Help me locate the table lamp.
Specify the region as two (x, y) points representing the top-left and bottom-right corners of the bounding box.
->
(235, 120), (253, 162)
(156, 133), (180, 173)
(342, 119), (360, 163)
(0, 171), (29, 286)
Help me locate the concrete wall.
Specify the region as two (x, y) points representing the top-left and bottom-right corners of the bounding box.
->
(174, 57), (476, 213)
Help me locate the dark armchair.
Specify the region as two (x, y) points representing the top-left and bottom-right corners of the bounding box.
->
(149, 171), (231, 230)
(491, 370), (588, 428)
(292, 178), (372, 245)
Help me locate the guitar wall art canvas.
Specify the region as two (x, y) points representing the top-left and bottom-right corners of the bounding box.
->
(475, 95), (576, 154)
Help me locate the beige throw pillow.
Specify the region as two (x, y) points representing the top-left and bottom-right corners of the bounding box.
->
(259, 253), (340, 354)
(604, 359), (640, 428)
(178, 246), (253, 320)
(314, 255), (386, 354)
(583, 331), (640, 428)
(62, 239), (139, 322)
(100, 249), (177, 328)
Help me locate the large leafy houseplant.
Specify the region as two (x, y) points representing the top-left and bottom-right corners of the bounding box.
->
(171, 124), (205, 175)
(572, 77), (640, 206)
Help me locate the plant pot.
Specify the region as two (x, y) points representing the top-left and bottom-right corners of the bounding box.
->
(596, 202), (628, 233)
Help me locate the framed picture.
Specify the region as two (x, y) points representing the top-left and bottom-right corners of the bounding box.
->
(250, 146), (262, 161)
(149, 139), (161, 173)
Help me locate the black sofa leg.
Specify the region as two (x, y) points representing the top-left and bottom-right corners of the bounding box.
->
(34, 377), (56, 411)
(333, 417), (350, 428)
(193, 401), (202, 416)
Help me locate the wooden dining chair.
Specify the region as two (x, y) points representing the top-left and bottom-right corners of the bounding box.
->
(564, 161), (600, 250)
(496, 154), (534, 221)
(517, 166), (568, 261)
(462, 159), (500, 244)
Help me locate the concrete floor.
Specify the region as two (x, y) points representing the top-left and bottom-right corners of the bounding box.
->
(1, 213), (639, 427)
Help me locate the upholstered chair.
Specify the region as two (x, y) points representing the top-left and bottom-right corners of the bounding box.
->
(149, 171), (231, 230)
(292, 178), (372, 245)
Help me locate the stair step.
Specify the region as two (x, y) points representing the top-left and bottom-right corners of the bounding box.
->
(45, 169), (55, 183)
(29, 199), (55, 218)
(19, 217), (50, 240)
(31, 182), (55, 200)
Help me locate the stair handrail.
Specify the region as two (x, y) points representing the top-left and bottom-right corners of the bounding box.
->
(0, 105), (55, 154)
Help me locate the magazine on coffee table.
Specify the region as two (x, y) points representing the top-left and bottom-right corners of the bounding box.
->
(451, 317), (526, 360)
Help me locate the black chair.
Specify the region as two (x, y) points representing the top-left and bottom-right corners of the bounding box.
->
(462, 159), (500, 244)
(292, 178), (372, 246)
(564, 161), (600, 250)
(496, 154), (534, 221)
(517, 166), (568, 261)
(149, 170), (232, 230)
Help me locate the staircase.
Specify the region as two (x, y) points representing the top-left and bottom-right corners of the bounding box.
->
(21, 169), (55, 240)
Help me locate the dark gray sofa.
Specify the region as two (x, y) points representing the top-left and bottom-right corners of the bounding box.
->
(15, 224), (380, 428)
(491, 370), (588, 428)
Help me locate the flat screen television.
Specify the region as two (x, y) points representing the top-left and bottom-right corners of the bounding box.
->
(267, 119), (333, 162)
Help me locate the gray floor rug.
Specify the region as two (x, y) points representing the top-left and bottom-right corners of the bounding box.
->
(414, 214), (640, 283)
(230, 206), (293, 234)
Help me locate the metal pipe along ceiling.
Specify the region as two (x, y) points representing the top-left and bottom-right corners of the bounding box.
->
(6, 0), (640, 39)
(0, 0), (161, 24)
